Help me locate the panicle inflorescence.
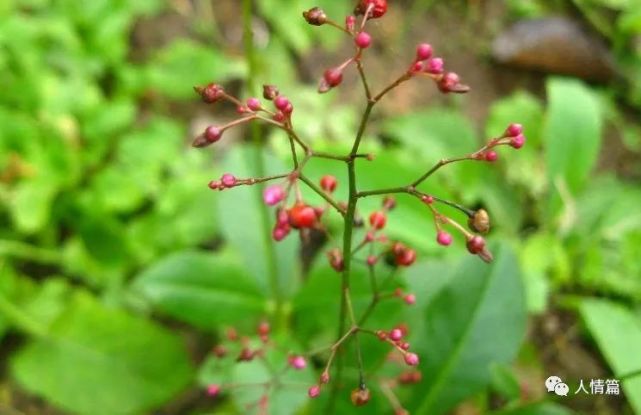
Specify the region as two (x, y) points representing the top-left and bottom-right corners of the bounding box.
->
(192, 0), (526, 411)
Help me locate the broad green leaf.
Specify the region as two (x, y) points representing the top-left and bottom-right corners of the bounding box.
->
(132, 251), (267, 329)
(408, 244), (526, 414)
(580, 299), (641, 413)
(217, 146), (298, 298)
(292, 261), (404, 350)
(145, 39), (246, 100)
(11, 292), (193, 415)
(543, 78), (602, 195)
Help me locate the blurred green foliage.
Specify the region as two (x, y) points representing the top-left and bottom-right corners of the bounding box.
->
(1, 0), (640, 414)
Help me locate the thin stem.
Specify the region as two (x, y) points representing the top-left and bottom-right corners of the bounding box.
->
(373, 73), (412, 102)
(356, 60), (372, 101)
(298, 174), (346, 217)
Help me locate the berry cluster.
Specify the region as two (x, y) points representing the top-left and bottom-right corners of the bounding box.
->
(204, 322), (310, 410)
(192, 0), (525, 412)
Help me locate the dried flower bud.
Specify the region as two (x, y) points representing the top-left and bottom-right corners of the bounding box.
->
(194, 83), (224, 103)
(263, 84), (279, 100)
(354, 0), (388, 19)
(437, 72), (470, 94)
(350, 387), (371, 406)
(383, 196), (396, 210)
(468, 209), (490, 234)
(303, 7), (327, 26)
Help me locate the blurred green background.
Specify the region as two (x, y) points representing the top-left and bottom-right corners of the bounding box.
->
(1, 0), (641, 414)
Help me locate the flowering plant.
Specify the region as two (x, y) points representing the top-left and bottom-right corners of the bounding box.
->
(193, 0), (525, 412)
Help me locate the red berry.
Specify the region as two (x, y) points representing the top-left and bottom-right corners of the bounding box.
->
(355, 31), (372, 49)
(204, 126), (222, 143)
(288, 204), (317, 229)
(257, 321), (270, 336)
(395, 249), (416, 267)
(484, 151), (498, 162)
(369, 211), (387, 229)
(416, 43), (433, 61)
(437, 231), (452, 246)
(466, 235), (486, 254)
(320, 175), (338, 192)
(367, 255), (378, 266)
(355, 0), (387, 19)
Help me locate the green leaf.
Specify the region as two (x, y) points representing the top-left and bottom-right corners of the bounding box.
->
(132, 251), (267, 329)
(543, 78), (603, 195)
(217, 146), (298, 298)
(11, 292), (193, 415)
(580, 298), (641, 413)
(292, 261), (404, 348)
(408, 244), (527, 415)
(145, 39), (246, 100)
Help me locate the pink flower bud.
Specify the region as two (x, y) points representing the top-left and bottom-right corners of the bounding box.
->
(247, 97), (261, 111)
(367, 255), (378, 266)
(289, 355), (307, 370)
(263, 185), (285, 206)
(205, 126), (222, 143)
(221, 173), (237, 187)
(390, 328), (403, 341)
(416, 43), (433, 61)
(272, 225), (290, 242)
(425, 57), (444, 74)
(346, 15), (356, 31)
(324, 67), (343, 87)
(355, 31), (372, 49)
(207, 384), (221, 397)
(510, 134), (526, 149)
(504, 123), (523, 137)
(404, 294), (416, 305)
(404, 352), (419, 366)
(484, 151), (498, 162)
(320, 371), (330, 384)
(436, 231), (452, 246)
(308, 385), (321, 398)
(208, 180), (221, 190)
(274, 96), (290, 111)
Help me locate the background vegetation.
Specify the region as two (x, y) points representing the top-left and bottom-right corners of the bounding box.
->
(1, 0), (640, 414)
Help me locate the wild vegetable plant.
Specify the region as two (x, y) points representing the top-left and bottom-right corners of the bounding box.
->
(193, 0), (526, 412)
